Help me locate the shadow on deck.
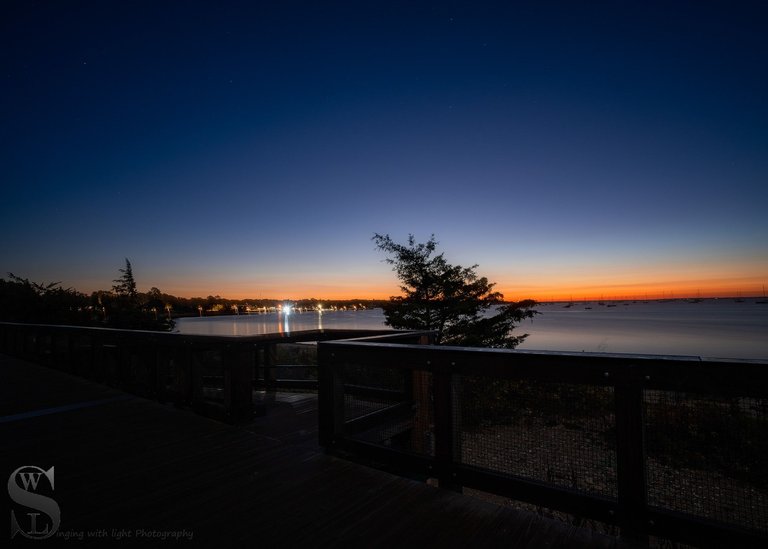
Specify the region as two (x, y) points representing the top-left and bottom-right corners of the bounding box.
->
(1, 354), (633, 547)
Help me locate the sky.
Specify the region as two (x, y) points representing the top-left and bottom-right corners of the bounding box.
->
(1, 1), (767, 301)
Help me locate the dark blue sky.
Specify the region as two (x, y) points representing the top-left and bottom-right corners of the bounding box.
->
(2, 1), (766, 299)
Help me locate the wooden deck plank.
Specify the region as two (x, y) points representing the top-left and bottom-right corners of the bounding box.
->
(2, 354), (635, 547)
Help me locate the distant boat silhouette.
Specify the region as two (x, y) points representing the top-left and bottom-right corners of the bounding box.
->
(687, 290), (703, 303)
(758, 285), (768, 304)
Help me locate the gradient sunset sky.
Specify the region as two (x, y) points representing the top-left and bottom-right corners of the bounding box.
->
(2, 1), (766, 301)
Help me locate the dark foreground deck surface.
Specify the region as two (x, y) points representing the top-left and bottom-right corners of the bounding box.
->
(1, 354), (634, 547)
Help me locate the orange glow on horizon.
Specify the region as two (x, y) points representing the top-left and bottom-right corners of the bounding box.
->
(81, 245), (767, 303)
(146, 278), (767, 302)
(499, 279), (768, 302)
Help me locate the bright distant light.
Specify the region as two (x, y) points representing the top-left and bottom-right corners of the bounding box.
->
(283, 304), (292, 315)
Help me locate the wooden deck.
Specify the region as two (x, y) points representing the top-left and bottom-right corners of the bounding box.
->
(2, 354), (635, 547)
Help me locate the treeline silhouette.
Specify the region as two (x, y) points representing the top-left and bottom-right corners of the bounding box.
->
(0, 268), (387, 332)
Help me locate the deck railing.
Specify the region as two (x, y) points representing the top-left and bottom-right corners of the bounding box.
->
(317, 340), (768, 547)
(0, 321), (409, 423)
(3, 320), (766, 546)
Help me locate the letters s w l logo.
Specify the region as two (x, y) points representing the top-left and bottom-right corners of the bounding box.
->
(8, 465), (61, 540)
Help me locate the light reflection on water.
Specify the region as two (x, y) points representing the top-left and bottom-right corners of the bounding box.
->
(175, 300), (768, 360)
(176, 309), (383, 337)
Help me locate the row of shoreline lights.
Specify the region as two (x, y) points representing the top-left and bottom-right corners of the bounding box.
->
(195, 304), (312, 316)
(277, 304), (365, 313)
(276, 304), (362, 314)
(195, 303), (366, 316)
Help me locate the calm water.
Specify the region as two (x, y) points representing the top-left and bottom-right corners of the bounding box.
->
(175, 300), (768, 360)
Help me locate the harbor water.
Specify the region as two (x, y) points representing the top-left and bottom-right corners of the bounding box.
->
(175, 299), (768, 360)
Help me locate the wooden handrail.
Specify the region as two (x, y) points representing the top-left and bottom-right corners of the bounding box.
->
(0, 321), (414, 424)
(318, 339), (768, 547)
(4, 320), (766, 546)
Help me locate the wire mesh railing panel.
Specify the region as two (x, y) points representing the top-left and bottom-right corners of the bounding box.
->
(53, 334), (70, 359)
(341, 363), (407, 420)
(126, 347), (155, 396)
(275, 342), (318, 366)
(69, 334), (93, 375)
(458, 376), (617, 497)
(271, 343), (318, 383)
(272, 364), (317, 380)
(644, 389), (768, 532)
(194, 348), (225, 403)
(156, 348), (178, 396)
(342, 392), (393, 420)
(342, 365), (434, 455)
(342, 362), (407, 390)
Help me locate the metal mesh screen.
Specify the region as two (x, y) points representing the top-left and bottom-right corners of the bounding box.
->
(71, 334), (94, 376)
(126, 346), (155, 396)
(197, 348), (225, 402)
(272, 364), (316, 380)
(343, 391), (394, 420)
(275, 342), (318, 365)
(342, 363), (406, 419)
(99, 344), (120, 384)
(457, 376), (617, 497)
(342, 365), (434, 455)
(644, 389), (768, 532)
(156, 347), (178, 397)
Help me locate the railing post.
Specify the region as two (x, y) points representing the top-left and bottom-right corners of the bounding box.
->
(47, 329), (56, 367)
(148, 342), (160, 399)
(92, 335), (104, 382)
(65, 332), (74, 373)
(251, 344), (267, 415)
(253, 344), (263, 387)
(264, 343), (277, 391)
(224, 343), (254, 424)
(614, 367), (649, 543)
(410, 369), (432, 455)
(318, 344), (345, 448)
(156, 344), (167, 403)
(117, 337), (129, 390)
(31, 327), (41, 361)
(40, 329), (50, 367)
(434, 364), (461, 492)
(177, 341), (195, 408)
(409, 334), (435, 457)
(188, 343), (204, 411)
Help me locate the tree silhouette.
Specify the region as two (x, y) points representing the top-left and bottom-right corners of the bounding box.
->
(105, 259), (170, 330)
(112, 258), (138, 303)
(373, 233), (537, 348)
(1, 273), (89, 324)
